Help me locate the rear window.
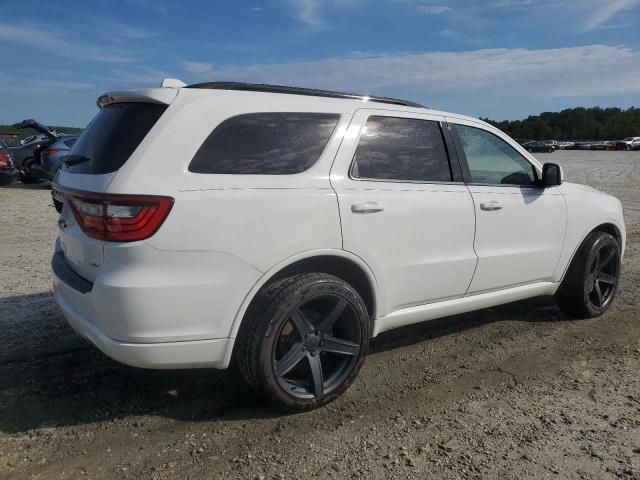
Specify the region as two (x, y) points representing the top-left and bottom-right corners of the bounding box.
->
(188, 112), (339, 175)
(63, 102), (166, 175)
(63, 138), (77, 148)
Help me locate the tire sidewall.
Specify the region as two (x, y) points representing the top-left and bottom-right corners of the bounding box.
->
(258, 276), (370, 410)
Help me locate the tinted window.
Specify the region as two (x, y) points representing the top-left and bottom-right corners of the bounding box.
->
(189, 113), (339, 175)
(63, 103), (166, 175)
(453, 124), (537, 186)
(63, 138), (77, 148)
(350, 116), (451, 182)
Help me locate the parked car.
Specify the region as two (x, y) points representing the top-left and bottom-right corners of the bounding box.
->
(614, 137), (640, 150)
(31, 135), (80, 182)
(51, 80), (625, 410)
(590, 141), (616, 151)
(522, 141), (555, 153)
(0, 140), (19, 185)
(9, 134), (51, 183)
(11, 120), (59, 183)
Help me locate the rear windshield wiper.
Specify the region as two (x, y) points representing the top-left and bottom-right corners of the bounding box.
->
(61, 154), (90, 166)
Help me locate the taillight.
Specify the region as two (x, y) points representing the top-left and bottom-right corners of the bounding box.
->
(52, 184), (173, 242)
(44, 149), (60, 158)
(0, 153), (8, 168)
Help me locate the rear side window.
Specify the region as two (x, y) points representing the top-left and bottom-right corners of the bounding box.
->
(350, 116), (452, 182)
(63, 102), (166, 175)
(63, 138), (77, 148)
(189, 113), (339, 175)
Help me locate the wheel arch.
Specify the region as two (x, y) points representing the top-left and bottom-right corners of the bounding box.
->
(557, 220), (624, 283)
(228, 250), (380, 342)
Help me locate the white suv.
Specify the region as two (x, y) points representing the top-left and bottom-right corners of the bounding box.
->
(51, 80), (625, 410)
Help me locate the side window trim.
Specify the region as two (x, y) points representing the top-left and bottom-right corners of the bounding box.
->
(347, 114), (463, 185)
(448, 121), (542, 188)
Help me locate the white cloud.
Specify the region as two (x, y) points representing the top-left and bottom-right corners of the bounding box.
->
(418, 5), (452, 14)
(582, 0), (640, 30)
(285, 0), (357, 27)
(182, 45), (640, 99)
(0, 23), (136, 63)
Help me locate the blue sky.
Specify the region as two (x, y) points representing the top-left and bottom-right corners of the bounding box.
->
(1, 0), (639, 126)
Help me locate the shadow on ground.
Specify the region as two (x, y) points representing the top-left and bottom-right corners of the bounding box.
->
(0, 293), (563, 434)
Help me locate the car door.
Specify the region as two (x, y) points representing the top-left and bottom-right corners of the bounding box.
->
(447, 118), (567, 294)
(331, 110), (478, 318)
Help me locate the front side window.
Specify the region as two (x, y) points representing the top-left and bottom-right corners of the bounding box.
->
(453, 124), (537, 186)
(350, 116), (451, 182)
(189, 112), (339, 175)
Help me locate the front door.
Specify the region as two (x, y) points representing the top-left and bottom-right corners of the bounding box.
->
(448, 118), (567, 294)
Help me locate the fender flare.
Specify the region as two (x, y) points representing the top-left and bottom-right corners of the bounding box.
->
(227, 248), (381, 340)
(554, 218), (625, 283)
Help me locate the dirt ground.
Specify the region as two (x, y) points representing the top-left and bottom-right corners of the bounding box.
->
(0, 151), (639, 480)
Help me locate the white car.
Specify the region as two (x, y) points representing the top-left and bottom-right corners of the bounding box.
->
(51, 80), (625, 410)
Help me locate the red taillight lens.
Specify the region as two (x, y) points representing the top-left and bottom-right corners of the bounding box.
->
(52, 185), (173, 242)
(44, 149), (60, 158)
(0, 153), (8, 168)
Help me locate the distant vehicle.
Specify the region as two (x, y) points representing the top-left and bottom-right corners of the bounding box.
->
(523, 141), (555, 153)
(614, 137), (640, 150)
(31, 135), (80, 182)
(557, 141), (575, 150)
(590, 141), (615, 151)
(12, 119), (60, 183)
(0, 140), (19, 185)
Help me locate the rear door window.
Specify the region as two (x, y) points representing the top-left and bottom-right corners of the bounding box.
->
(350, 116), (452, 182)
(188, 112), (339, 174)
(63, 102), (166, 175)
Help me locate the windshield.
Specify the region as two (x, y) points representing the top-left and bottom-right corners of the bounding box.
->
(63, 102), (167, 175)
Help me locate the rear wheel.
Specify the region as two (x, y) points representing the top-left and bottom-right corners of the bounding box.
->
(19, 158), (39, 184)
(237, 273), (370, 411)
(555, 231), (621, 318)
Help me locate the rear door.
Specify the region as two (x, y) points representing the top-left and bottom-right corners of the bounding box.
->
(448, 118), (566, 293)
(54, 102), (168, 282)
(331, 109), (477, 317)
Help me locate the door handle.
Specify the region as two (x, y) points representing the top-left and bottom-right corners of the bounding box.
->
(480, 201), (503, 211)
(351, 202), (384, 214)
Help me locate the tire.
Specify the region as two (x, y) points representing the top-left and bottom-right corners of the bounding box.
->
(555, 231), (621, 319)
(19, 158), (38, 184)
(236, 273), (370, 411)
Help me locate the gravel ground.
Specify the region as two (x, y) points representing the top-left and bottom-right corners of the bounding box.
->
(0, 151), (639, 480)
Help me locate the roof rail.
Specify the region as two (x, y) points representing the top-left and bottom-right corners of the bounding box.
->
(185, 81), (426, 109)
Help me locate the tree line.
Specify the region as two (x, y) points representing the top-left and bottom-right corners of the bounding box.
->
(482, 106), (640, 141)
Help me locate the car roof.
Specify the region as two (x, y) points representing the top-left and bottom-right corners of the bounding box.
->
(185, 81), (426, 109)
(100, 79), (495, 131)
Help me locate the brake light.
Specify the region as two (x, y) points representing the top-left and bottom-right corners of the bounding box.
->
(52, 185), (173, 242)
(0, 153), (8, 168)
(43, 149), (60, 157)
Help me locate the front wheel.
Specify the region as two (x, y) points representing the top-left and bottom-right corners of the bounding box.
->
(555, 231), (621, 318)
(236, 273), (370, 411)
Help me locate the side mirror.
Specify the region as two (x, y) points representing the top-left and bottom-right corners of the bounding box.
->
(541, 163), (563, 187)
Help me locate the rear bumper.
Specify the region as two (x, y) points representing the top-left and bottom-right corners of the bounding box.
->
(50, 241), (261, 369)
(53, 277), (234, 369)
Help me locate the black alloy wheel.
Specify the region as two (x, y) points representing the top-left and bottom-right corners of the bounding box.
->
(237, 273), (370, 411)
(556, 231), (621, 318)
(584, 241), (619, 311)
(272, 294), (362, 400)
